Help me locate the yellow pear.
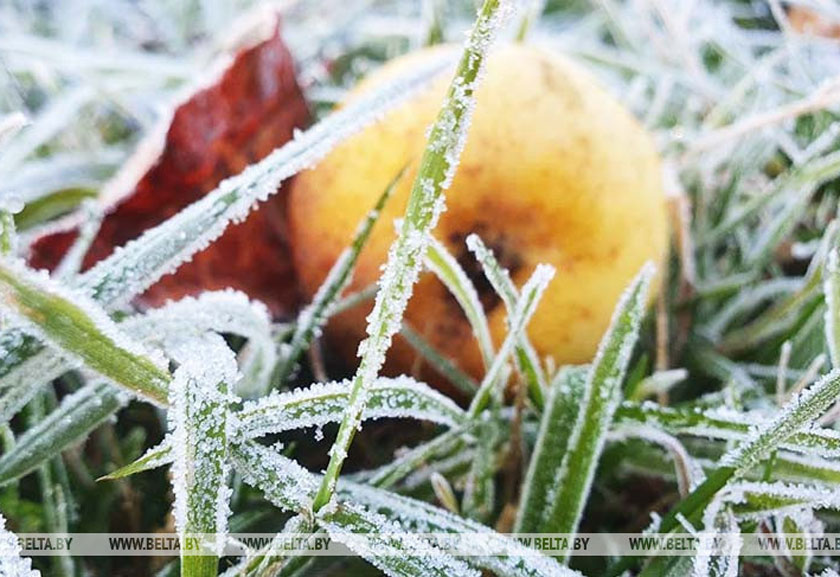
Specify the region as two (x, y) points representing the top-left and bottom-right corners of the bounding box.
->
(288, 43), (667, 386)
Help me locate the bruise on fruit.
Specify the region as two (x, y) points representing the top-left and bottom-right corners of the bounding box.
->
(28, 12), (309, 317)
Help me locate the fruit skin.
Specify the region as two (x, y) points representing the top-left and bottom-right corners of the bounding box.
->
(288, 43), (667, 384)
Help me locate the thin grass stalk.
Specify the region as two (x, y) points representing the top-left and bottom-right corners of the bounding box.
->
(273, 168), (403, 386)
(310, 0), (515, 512)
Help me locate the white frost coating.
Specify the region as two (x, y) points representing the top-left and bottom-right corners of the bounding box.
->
(0, 512), (40, 576)
(617, 401), (840, 458)
(469, 263), (555, 415)
(237, 375), (466, 438)
(76, 52), (456, 309)
(123, 290), (275, 396)
(542, 263), (655, 536)
(720, 369), (840, 475)
(231, 441), (318, 511)
(824, 248), (840, 368)
(608, 424), (704, 494)
(692, 499), (739, 577)
(725, 481), (840, 518)
(168, 334), (239, 557)
(341, 481), (584, 577)
(425, 237), (494, 369)
(465, 233), (548, 392)
(0, 258), (168, 372)
(320, 500), (481, 577)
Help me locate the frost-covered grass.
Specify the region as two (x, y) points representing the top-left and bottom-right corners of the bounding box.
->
(2, 0), (840, 577)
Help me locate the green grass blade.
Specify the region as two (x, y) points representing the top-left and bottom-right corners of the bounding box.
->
(825, 246), (840, 368)
(342, 481), (585, 577)
(468, 264), (555, 416)
(366, 428), (466, 489)
(124, 290), (276, 398)
(541, 263), (654, 545)
(319, 501), (480, 577)
(169, 335), (237, 577)
(615, 401), (840, 458)
(614, 369), (840, 577)
(0, 381), (125, 485)
(312, 0), (515, 512)
(698, 150), (840, 247)
(728, 481), (840, 518)
(98, 437), (173, 481)
(0, 258), (170, 404)
(461, 419), (497, 522)
(400, 324), (479, 394)
(466, 233), (547, 409)
(425, 238), (495, 368)
(232, 440), (581, 577)
(515, 366), (587, 533)
(237, 376), (466, 439)
(274, 168), (403, 386)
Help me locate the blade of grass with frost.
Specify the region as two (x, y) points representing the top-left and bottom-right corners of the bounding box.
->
(727, 481), (840, 518)
(321, 501), (480, 577)
(342, 482), (584, 577)
(0, 512), (40, 577)
(466, 233), (547, 409)
(0, 51), (455, 418)
(232, 441), (580, 577)
(515, 366), (586, 532)
(2, 290), (274, 479)
(541, 263), (653, 543)
(311, 0), (516, 513)
(229, 516), (314, 577)
(400, 324), (478, 394)
(614, 402), (840, 458)
(461, 419), (497, 522)
(0, 258), (170, 404)
(425, 237), (494, 368)
(366, 428), (466, 489)
(468, 264), (555, 416)
(0, 85), (95, 176)
(237, 376), (466, 439)
(617, 369), (840, 577)
(124, 290), (276, 397)
(274, 168), (403, 386)
(824, 247), (840, 368)
(0, 208), (16, 256)
(98, 437), (173, 481)
(699, 150), (840, 247)
(169, 335), (237, 577)
(231, 442), (478, 577)
(0, 381), (126, 485)
(54, 201), (102, 279)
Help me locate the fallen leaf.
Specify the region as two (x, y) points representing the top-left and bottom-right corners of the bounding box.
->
(29, 10), (310, 317)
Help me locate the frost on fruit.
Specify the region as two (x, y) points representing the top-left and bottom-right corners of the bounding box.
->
(0, 512), (40, 576)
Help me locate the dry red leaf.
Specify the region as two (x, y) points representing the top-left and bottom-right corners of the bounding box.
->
(29, 13), (310, 317)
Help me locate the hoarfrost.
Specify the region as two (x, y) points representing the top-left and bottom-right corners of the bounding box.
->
(237, 375), (465, 439)
(168, 333), (239, 556)
(0, 512), (40, 576)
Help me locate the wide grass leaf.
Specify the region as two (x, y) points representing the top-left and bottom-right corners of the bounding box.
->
(540, 263), (654, 544)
